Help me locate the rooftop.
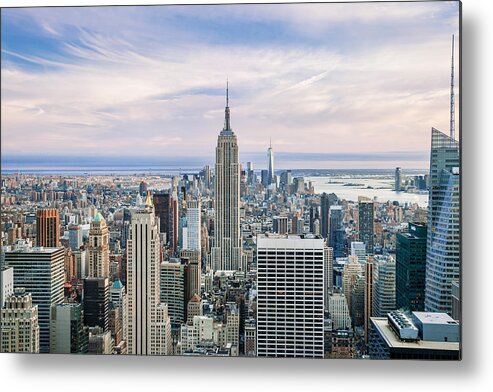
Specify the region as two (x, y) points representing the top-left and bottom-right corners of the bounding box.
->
(371, 318), (459, 351)
(412, 312), (458, 326)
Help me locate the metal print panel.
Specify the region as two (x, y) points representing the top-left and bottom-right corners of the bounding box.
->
(0, 1), (461, 359)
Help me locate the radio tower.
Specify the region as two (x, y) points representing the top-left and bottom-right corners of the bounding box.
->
(449, 34), (456, 142)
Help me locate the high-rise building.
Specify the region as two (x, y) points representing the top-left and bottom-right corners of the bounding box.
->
(396, 222), (427, 311)
(329, 205), (345, 257)
(181, 249), (201, 302)
(364, 256), (374, 345)
(246, 162), (255, 186)
(451, 280), (460, 321)
(139, 181), (148, 196)
(395, 167), (402, 192)
(109, 279), (127, 346)
(186, 294), (203, 325)
(160, 260), (186, 329)
(170, 191), (179, 254)
(50, 302), (88, 354)
(267, 139), (275, 185)
(369, 311), (460, 360)
(36, 208), (60, 247)
(260, 170), (269, 188)
(1, 267), (14, 308)
(153, 191), (171, 238)
(5, 245), (64, 353)
(342, 255), (363, 313)
(350, 241), (366, 264)
(328, 292), (352, 330)
(68, 225), (83, 250)
(272, 216), (288, 235)
(320, 193), (338, 239)
(211, 85), (243, 272)
(324, 246), (334, 310)
(256, 235), (325, 358)
(358, 199), (374, 254)
(88, 326), (114, 354)
(87, 212), (110, 278)
(1, 288), (40, 353)
(83, 277), (109, 331)
(425, 128), (460, 315)
(373, 255), (396, 317)
(126, 192), (172, 355)
(186, 199), (201, 252)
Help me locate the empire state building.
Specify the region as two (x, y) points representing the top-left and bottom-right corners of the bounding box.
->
(210, 84), (244, 272)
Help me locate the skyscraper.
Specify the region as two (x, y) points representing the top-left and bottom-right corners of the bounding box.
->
(36, 208), (60, 247)
(126, 192), (172, 355)
(160, 260), (186, 330)
(68, 225), (83, 250)
(267, 138), (275, 185)
(272, 216), (288, 235)
(396, 222), (427, 311)
(425, 128), (460, 314)
(256, 234), (325, 358)
(329, 205), (345, 257)
(324, 246), (334, 310)
(50, 302), (88, 354)
(320, 193), (338, 239)
(364, 256), (374, 345)
(211, 84), (243, 272)
(153, 191), (171, 238)
(372, 255), (396, 317)
(5, 245), (64, 353)
(342, 255), (363, 314)
(83, 277), (110, 331)
(87, 212), (110, 278)
(358, 199), (374, 254)
(1, 288), (40, 353)
(186, 199), (201, 252)
(395, 167), (402, 192)
(181, 249), (201, 302)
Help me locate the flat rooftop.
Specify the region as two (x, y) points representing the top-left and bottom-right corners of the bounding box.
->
(6, 246), (63, 254)
(371, 318), (459, 351)
(412, 312), (459, 326)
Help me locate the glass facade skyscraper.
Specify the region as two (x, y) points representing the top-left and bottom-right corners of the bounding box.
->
(425, 128), (460, 315)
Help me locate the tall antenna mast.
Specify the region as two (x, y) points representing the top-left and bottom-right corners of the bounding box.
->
(450, 34), (455, 141)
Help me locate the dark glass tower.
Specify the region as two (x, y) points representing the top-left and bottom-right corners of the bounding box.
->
(358, 200), (374, 254)
(396, 222), (427, 311)
(83, 277), (109, 332)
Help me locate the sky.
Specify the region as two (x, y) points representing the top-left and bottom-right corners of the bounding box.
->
(1, 1), (460, 169)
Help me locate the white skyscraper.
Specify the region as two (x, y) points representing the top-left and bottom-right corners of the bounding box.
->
(1, 267), (14, 308)
(186, 199), (201, 252)
(373, 255), (396, 317)
(350, 241), (367, 264)
(211, 84), (244, 272)
(1, 288), (40, 353)
(328, 292), (352, 330)
(126, 192), (172, 355)
(256, 234), (325, 358)
(324, 246), (334, 310)
(267, 138), (275, 185)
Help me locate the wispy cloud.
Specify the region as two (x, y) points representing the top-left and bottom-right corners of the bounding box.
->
(1, 2), (459, 169)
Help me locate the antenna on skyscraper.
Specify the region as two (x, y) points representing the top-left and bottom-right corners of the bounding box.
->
(449, 34), (455, 142)
(226, 78), (229, 107)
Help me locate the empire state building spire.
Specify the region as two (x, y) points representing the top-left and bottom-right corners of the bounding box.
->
(222, 80), (233, 134)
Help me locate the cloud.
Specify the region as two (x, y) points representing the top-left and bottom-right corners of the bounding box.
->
(1, 2), (459, 169)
